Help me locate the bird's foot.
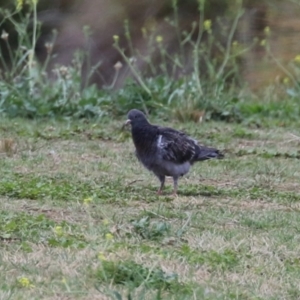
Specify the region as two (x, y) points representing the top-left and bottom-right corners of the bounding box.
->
(157, 189), (163, 196)
(172, 190), (178, 197)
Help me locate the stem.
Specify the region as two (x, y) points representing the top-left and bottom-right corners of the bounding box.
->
(124, 19), (135, 57)
(0, 47), (9, 78)
(113, 43), (152, 96)
(181, 22), (197, 46)
(42, 31), (58, 74)
(28, 1), (38, 94)
(193, 0), (205, 96)
(266, 46), (299, 88)
(106, 68), (120, 89)
(172, 0), (184, 63)
(216, 4), (244, 80)
(31, 2), (37, 59)
(158, 44), (168, 77)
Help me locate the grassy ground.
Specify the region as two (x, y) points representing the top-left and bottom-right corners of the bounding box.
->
(0, 116), (300, 300)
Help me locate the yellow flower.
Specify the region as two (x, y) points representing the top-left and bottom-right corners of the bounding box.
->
(294, 55), (300, 63)
(83, 197), (92, 205)
(113, 35), (119, 43)
(283, 77), (290, 85)
(105, 233), (114, 240)
(18, 277), (35, 288)
(61, 277), (67, 284)
(264, 26), (270, 36)
(102, 219), (109, 225)
(16, 0), (23, 10)
(54, 226), (63, 237)
(156, 35), (163, 43)
(232, 41), (238, 47)
(260, 39), (266, 47)
(203, 19), (212, 31)
(98, 252), (107, 261)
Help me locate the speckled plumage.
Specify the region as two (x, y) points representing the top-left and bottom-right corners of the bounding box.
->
(126, 109), (224, 194)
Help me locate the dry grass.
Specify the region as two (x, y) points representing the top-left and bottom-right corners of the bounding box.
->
(0, 118), (300, 299)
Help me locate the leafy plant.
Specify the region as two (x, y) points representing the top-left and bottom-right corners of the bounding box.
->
(131, 216), (170, 241)
(95, 260), (179, 290)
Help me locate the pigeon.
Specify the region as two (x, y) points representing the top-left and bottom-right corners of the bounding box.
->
(125, 109), (224, 195)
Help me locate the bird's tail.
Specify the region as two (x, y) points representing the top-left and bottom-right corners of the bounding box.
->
(195, 146), (224, 161)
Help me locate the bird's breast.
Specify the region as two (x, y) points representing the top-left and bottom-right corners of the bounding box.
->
(159, 160), (191, 177)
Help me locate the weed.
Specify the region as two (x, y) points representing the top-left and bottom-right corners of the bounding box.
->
(131, 216), (170, 241)
(94, 259), (181, 292)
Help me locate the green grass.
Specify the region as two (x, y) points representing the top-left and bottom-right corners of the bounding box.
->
(0, 117), (300, 299)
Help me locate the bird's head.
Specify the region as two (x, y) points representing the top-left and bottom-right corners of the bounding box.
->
(124, 109), (148, 127)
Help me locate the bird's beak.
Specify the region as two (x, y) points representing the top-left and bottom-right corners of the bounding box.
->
(122, 119), (131, 129)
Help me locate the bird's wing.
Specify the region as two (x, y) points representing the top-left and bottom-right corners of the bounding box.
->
(156, 126), (198, 163)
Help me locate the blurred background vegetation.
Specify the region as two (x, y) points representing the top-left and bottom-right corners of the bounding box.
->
(0, 0), (299, 122)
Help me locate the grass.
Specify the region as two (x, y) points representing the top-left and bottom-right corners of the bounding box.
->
(0, 116), (300, 299)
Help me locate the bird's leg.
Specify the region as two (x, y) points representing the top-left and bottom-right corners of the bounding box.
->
(172, 177), (178, 196)
(157, 176), (165, 195)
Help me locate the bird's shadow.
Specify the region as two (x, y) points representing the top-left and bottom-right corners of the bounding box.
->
(124, 185), (174, 202)
(145, 185), (224, 198)
(176, 185), (224, 197)
(125, 184), (223, 198)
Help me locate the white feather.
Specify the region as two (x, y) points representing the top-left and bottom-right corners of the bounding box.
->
(157, 134), (163, 148)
